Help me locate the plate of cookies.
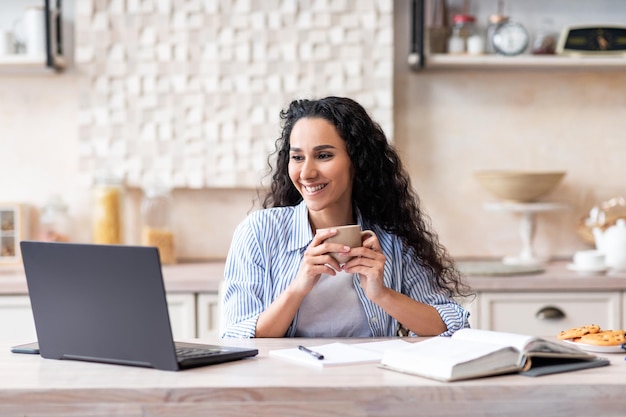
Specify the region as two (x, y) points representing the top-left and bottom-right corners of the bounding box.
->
(557, 324), (626, 353)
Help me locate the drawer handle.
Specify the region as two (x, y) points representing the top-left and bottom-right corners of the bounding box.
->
(535, 306), (566, 320)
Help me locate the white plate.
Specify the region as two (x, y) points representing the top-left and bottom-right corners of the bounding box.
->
(566, 263), (608, 274)
(562, 339), (626, 353)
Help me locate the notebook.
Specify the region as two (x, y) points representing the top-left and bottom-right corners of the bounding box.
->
(18, 241), (258, 371)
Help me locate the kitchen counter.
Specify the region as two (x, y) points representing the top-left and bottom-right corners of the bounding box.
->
(0, 261), (226, 295)
(1, 337), (625, 417)
(2, 260), (625, 295)
(464, 261), (626, 292)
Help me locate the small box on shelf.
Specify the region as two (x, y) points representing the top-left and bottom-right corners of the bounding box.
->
(0, 203), (30, 266)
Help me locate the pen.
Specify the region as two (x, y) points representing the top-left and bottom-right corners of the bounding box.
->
(298, 345), (324, 360)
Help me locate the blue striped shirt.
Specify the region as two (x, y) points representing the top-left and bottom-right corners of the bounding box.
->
(221, 200), (470, 338)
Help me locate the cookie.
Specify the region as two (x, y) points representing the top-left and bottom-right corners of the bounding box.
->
(579, 330), (626, 346)
(557, 324), (601, 340)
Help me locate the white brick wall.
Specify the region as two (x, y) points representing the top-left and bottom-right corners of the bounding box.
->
(76, 0), (393, 188)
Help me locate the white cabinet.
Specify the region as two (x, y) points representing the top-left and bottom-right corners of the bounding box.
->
(0, 295), (36, 343)
(474, 291), (622, 337)
(623, 294), (626, 330)
(196, 293), (222, 339)
(1, 292), (204, 343)
(165, 293), (197, 340)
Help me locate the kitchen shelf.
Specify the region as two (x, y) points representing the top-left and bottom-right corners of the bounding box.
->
(0, 54), (65, 72)
(0, 0), (65, 73)
(409, 0), (626, 71)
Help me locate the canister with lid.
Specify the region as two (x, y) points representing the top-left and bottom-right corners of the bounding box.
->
(141, 182), (176, 264)
(92, 175), (124, 244)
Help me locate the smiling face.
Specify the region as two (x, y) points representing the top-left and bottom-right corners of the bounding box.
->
(288, 117), (354, 228)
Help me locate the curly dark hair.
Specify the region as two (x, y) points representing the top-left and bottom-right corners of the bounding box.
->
(261, 96), (469, 298)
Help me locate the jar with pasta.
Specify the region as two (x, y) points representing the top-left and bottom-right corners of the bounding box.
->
(141, 183), (176, 264)
(92, 175), (124, 244)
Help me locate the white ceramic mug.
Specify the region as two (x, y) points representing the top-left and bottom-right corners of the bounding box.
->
(317, 225), (374, 262)
(24, 5), (46, 57)
(0, 30), (14, 56)
(573, 250), (605, 270)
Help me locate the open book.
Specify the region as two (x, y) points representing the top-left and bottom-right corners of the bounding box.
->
(380, 328), (609, 382)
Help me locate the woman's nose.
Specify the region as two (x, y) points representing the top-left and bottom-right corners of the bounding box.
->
(300, 159), (318, 179)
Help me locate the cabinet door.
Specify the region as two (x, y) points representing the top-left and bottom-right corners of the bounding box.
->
(478, 291), (621, 337)
(0, 295), (37, 343)
(165, 293), (196, 339)
(197, 293), (221, 339)
(2, 293), (197, 342)
(622, 292), (626, 329)
(459, 294), (479, 329)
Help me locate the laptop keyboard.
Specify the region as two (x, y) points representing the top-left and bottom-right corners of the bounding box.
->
(175, 345), (224, 360)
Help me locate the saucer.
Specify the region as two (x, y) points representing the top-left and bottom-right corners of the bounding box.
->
(566, 263), (608, 274)
(562, 339), (626, 353)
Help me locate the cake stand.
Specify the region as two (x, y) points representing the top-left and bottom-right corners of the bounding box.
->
(484, 201), (568, 266)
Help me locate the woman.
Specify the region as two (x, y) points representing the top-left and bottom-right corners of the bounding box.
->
(221, 96), (471, 338)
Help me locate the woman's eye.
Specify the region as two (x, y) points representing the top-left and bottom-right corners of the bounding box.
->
(317, 152), (333, 160)
(290, 154), (303, 161)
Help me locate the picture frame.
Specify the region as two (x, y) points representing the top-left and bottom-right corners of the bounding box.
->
(0, 203), (29, 266)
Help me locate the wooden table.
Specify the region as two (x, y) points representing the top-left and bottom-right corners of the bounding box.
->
(2, 337), (625, 417)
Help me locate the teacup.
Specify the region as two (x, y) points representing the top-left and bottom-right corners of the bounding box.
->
(316, 225), (374, 262)
(572, 250), (606, 270)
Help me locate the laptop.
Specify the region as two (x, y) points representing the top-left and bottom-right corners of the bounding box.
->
(19, 241), (258, 371)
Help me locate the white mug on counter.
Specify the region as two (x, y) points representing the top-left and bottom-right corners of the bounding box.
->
(572, 250), (606, 270)
(24, 5), (46, 57)
(0, 29), (15, 56)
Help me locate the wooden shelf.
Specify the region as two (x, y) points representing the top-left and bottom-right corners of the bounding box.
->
(420, 53), (626, 70)
(0, 54), (65, 73)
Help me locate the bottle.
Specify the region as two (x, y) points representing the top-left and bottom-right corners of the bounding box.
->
(141, 182), (176, 264)
(448, 13), (477, 54)
(92, 174), (124, 244)
(486, 1), (508, 54)
(39, 195), (71, 242)
(427, 0), (450, 54)
(467, 31), (485, 55)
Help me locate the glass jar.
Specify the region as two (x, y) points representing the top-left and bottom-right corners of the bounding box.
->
(39, 195), (71, 242)
(486, 14), (509, 54)
(92, 175), (124, 244)
(448, 13), (477, 54)
(141, 184), (176, 264)
(531, 18), (558, 55)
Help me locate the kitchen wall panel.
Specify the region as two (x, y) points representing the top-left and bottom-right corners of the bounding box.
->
(74, 0), (393, 189)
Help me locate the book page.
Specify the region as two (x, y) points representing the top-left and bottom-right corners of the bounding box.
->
(451, 328), (536, 352)
(380, 337), (520, 381)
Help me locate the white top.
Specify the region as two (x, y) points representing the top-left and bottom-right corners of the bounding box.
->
(295, 270), (372, 337)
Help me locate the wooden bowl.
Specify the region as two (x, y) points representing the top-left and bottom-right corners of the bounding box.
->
(474, 170), (566, 202)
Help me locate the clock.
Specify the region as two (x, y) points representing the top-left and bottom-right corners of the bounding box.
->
(557, 25), (626, 55)
(492, 22), (529, 56)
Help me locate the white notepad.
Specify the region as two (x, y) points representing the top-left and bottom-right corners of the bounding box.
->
(269, 340), (412, 368)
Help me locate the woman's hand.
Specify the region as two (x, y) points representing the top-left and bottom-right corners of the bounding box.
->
(342, 232), (388, 300)
(292, 228), (351, 294)
(256, 228), (350, 337)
